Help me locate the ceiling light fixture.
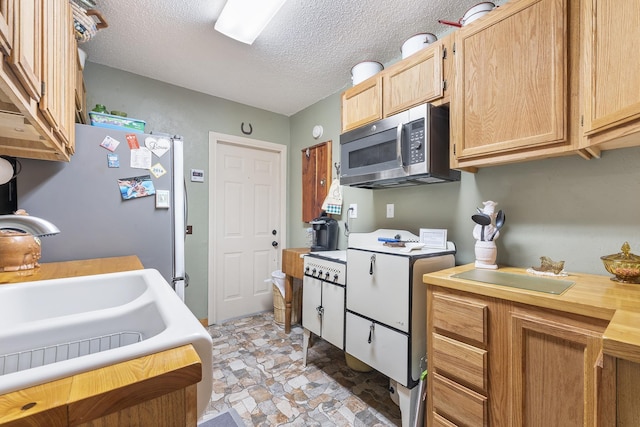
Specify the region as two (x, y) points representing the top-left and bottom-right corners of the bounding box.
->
(214, 0), (288, 45)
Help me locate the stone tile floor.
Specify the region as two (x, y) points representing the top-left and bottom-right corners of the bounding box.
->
(201, 312), (401, 426)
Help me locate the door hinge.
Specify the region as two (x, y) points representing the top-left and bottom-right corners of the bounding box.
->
(41, 81), (45, 97)
(580, 115), (584, 126)
(442, 80), (447, 91)
(442, 47), (447, 59)
(453, 143), (456, 156)
(452, 42), (456, 54)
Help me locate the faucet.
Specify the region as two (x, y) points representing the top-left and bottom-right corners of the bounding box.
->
(0, 215), (60, 237)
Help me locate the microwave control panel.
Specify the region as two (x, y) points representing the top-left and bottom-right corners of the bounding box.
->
(407, 119), (425, 164)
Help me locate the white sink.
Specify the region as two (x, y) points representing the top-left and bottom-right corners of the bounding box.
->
(0, 269), (213, 416)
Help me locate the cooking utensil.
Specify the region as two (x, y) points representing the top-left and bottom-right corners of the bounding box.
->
(401, 33), (437, 59)
(351, 61), (383, 86)
(460, 2), (496, 26)
(489, 210), (505, 241)
(472, 213), (491, 241)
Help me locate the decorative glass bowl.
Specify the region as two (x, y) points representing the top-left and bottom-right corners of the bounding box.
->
(601, 242), (640, 284)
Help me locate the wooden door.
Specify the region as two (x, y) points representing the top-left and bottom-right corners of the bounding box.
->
(383, 42), (443, 117)
(9, 0), (41, 102)
(301, 140), (331, 222)
(451, 0), (570, 163)
(582, 0), (640, 140)
(208, 133), (287, 324)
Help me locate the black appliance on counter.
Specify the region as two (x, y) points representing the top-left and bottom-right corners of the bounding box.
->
(310, 212), (338, 252)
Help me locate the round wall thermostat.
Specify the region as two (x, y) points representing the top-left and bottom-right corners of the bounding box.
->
(312, 125), (323, 139)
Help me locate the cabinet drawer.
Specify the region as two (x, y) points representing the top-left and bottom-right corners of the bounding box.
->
(432, 373), (487, 427)
(432, 333), (487, 392)
(432, 292), (487, 344)
(345, 311), (409, 386)
(433, 413), (458, 427)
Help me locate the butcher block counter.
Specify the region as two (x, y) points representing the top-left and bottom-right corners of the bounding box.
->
(423, 263), (640, 426)
(0, 256), (203, 427)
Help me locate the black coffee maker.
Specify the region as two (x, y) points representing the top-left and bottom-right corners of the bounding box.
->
(310, 211), (338, 252)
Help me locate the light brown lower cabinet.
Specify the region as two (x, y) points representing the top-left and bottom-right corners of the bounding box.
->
(426, 287), (623, 426)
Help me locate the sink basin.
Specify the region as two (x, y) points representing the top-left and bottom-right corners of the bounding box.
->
(0, 269), (212, 416)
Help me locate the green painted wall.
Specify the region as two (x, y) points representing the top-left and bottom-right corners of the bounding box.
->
(85, 62), (640, 321)
(289, 95), (640, 277)
(84, 63), (290, 320)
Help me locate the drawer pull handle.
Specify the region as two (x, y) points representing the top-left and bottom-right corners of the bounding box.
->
(369, 255), (376, 275)
(368, 322), (375, 344)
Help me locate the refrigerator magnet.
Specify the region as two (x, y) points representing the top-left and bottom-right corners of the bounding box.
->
(126, 134), (140, 149)
(100, 135), (121, 152)
(130, 147), (152, 169)
(117, 175), (156, 200)
(150, 162), (166, 178)
(107, 153), (119, 168)
(155, 190), (170, 208)
(145, 136), (170, 158)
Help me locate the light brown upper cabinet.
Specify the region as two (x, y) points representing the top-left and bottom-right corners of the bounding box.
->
(341, 36), (451, 133)
(580, 0), (640, 155)
(0, 0), (12, 56)
(383, 42), (443, 117)
(0, 0), (76, 161)
(450, 0), (583, 169)
(341, 75), (382, 133)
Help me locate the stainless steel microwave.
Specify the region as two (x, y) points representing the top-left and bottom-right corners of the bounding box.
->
(339, 103), (460, 188)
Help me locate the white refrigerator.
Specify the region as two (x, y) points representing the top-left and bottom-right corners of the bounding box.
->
(17, 124), (188, 300)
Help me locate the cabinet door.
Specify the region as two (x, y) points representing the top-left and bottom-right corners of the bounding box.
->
(452, 0), (570, 162)
(341, 75), (382, 132)
(383, 43), (443, 117)
(510, 308), (606, 426)
(302, 275), (322, 336)
(346, 250), (409, 332)
(9, 0), (41, 102)
(41, 0), (73, 148)
(321, 282), (344, 349)
(582, 0), (640, 143)
(0, 0), (12, 56)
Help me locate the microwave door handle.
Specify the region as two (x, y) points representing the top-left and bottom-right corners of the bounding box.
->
(396, 123), (408, 171)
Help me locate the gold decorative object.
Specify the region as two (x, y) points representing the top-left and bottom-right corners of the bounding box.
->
(532, 256), (565, 275)
(601, 242), (640, 284)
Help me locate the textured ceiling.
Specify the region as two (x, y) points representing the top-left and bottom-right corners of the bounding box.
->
(81, 0), (504, 117)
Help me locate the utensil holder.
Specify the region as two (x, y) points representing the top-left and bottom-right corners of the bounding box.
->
(475, 240), (497, 269)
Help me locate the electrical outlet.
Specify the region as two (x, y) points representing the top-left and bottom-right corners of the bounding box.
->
(386, 204), (394, 218)
(349, 203), (358, 218)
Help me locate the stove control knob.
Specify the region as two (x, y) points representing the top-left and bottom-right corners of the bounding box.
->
(317, 269), (323, 277)
(325, 271), (330, 279)
(334, 273), (339, 281)
(311, 268), (317, 275)
(305, 266), (310, 273)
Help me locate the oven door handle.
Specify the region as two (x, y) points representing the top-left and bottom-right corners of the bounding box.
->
(396, 123), (407, 171)
(368, 322), (375, 344)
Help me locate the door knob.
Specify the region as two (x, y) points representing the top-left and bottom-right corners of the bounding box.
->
(272, 229), (277, 235)
(272, 241), (278, 247)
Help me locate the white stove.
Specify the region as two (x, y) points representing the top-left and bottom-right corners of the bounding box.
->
(346, 229), (456, 427)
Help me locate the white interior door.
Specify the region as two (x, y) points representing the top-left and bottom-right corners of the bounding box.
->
(208, 132), (287, 324)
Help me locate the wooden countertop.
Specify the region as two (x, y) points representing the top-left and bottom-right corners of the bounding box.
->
(0, 255), (144, 284)
(424, 264), (640, 363)
(0, 344), (201, 425)
(0, 255), (202, 425)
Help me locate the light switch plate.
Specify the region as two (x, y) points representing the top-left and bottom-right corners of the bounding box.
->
(156, 190), (170, 208)
(386, 204), (394, 218)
